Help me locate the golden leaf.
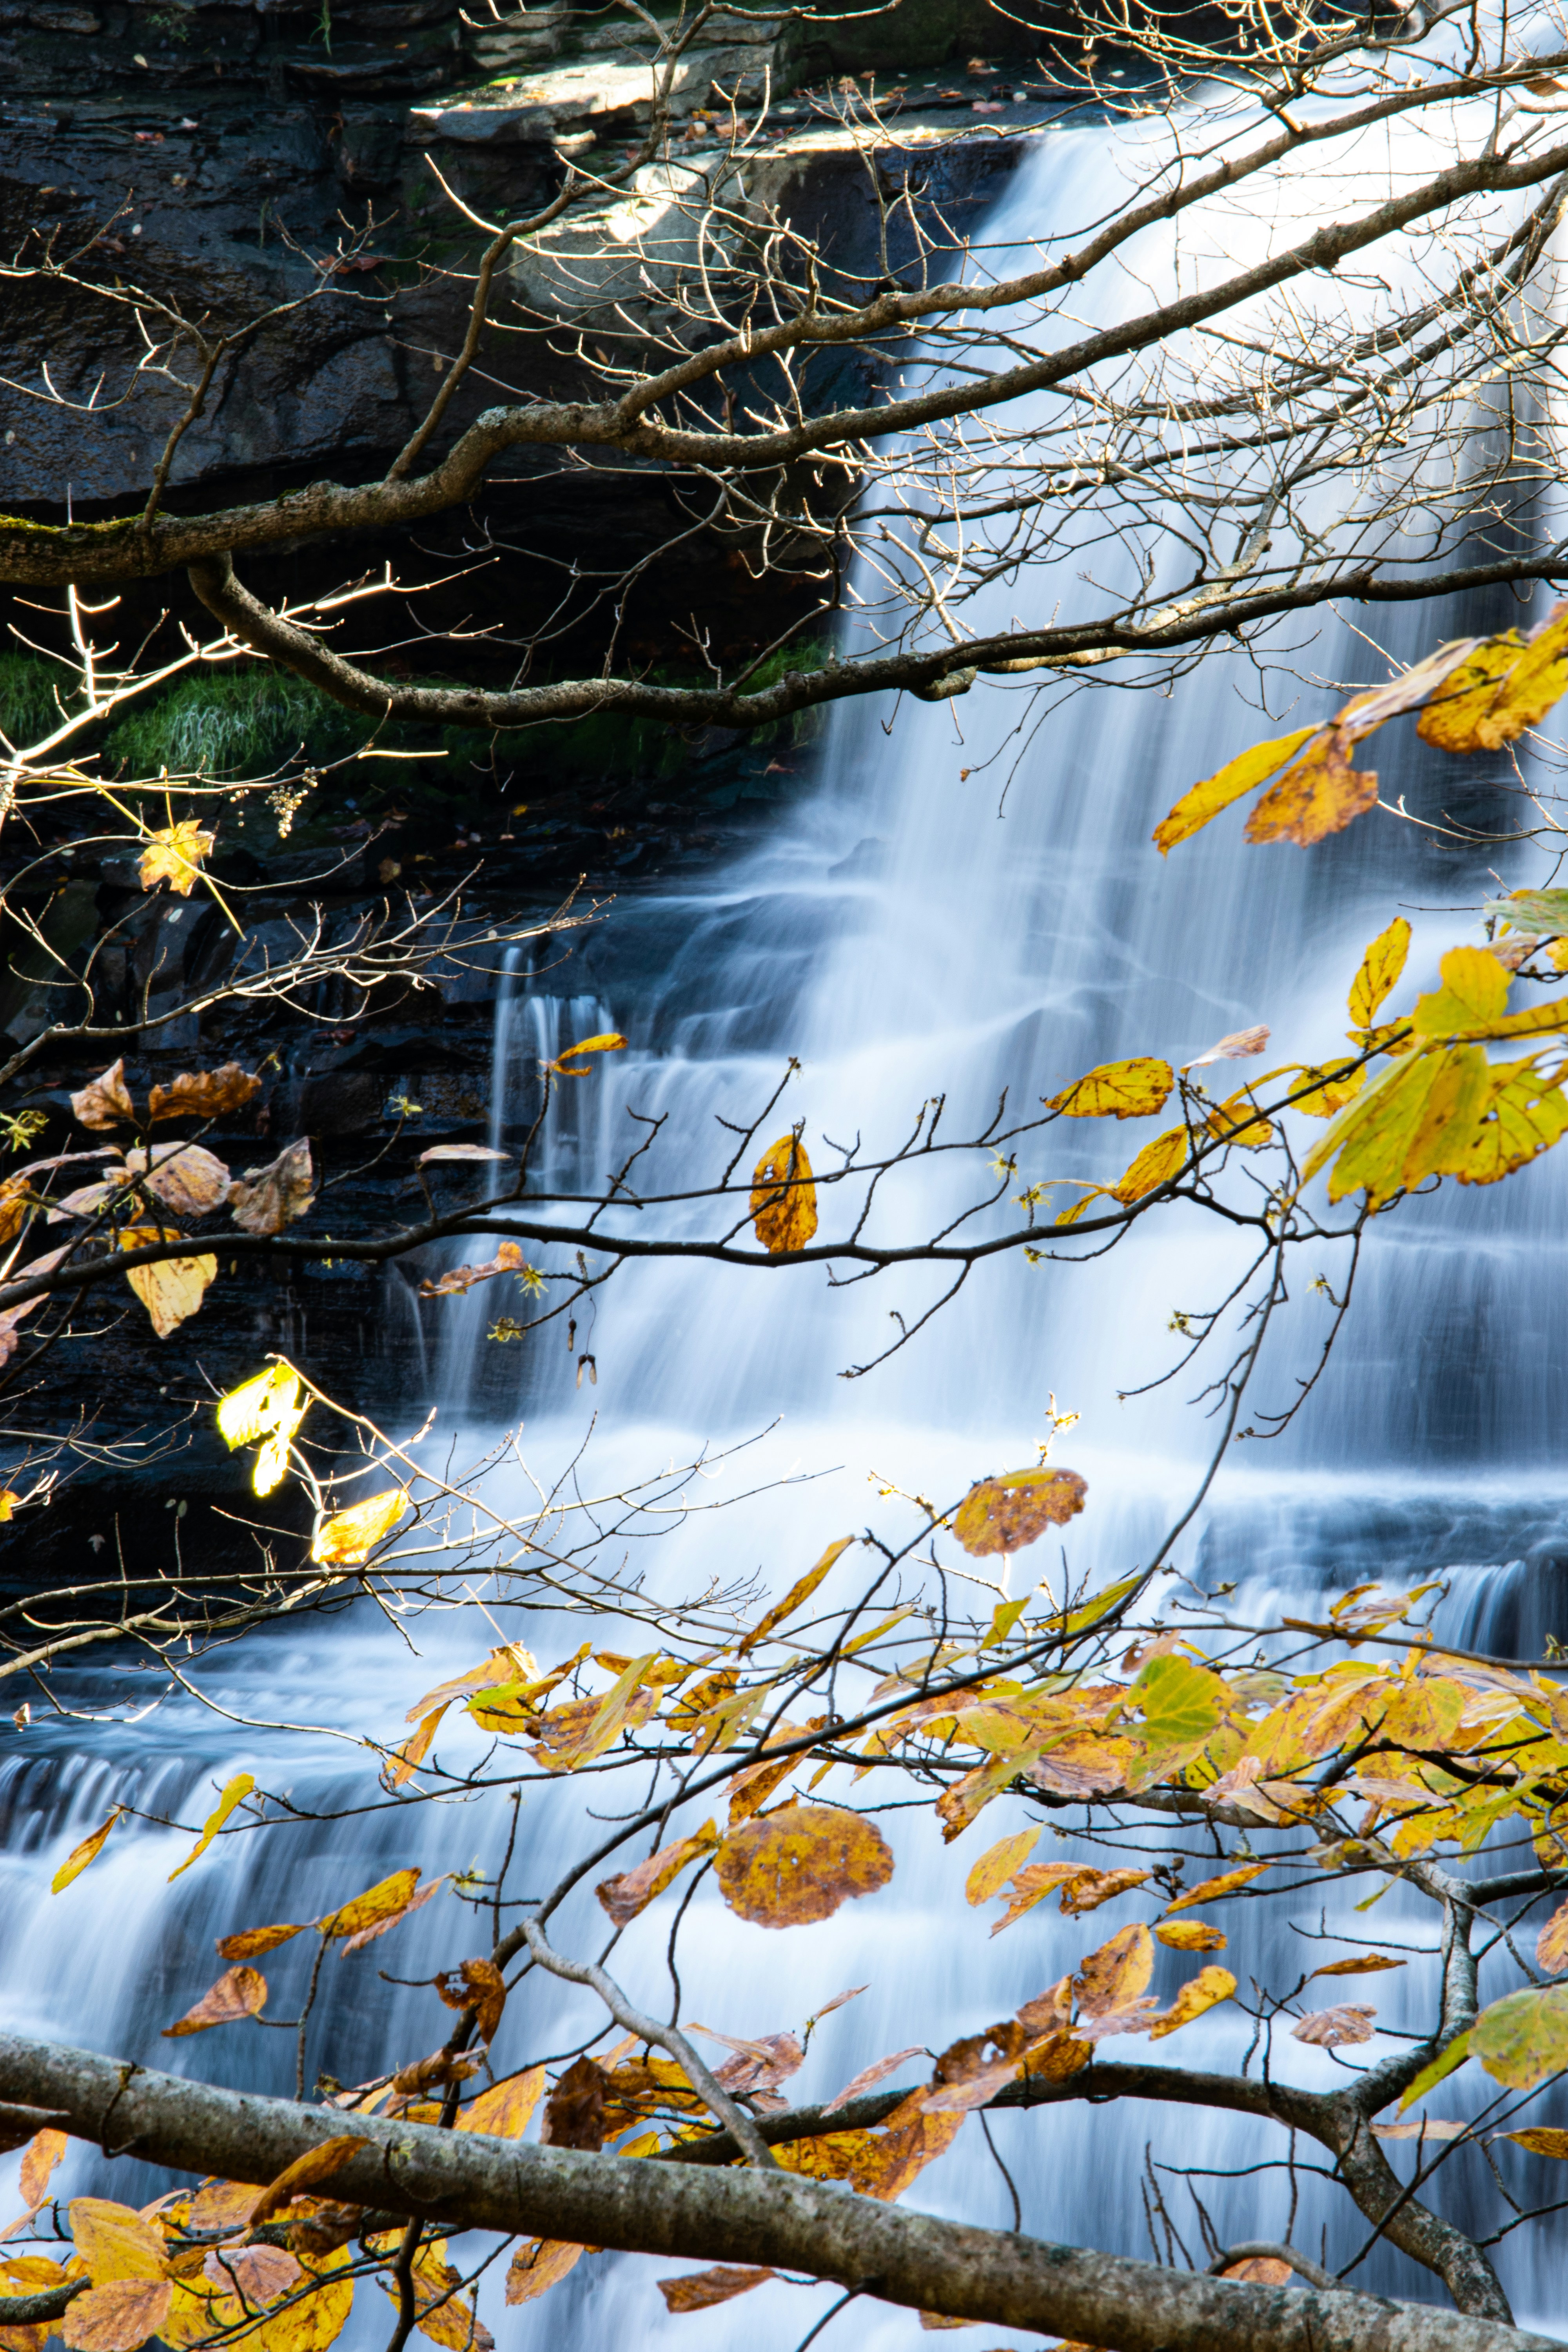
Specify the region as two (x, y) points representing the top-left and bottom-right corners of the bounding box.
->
(1310, 1952), (1406, 1978)
(1076, 1923), (1153, 2017)
(61, 2279), (173, 2352)
(1292, 2004), (1376, 2047)
(846, 2093), (964, 2200)
(503, 2242), (586, 2306)
(67, 2200), (168, 2285)
(952, 1467), (1087, 1558)
(1243, 729), (1378, 847)
(1415, 633), (1524, 750)
(457, 2066), (546, 2138)
(550, 1032), (627, 1076)
(597, 1822), (720, 1927)
(139, 821), (215, 897)
(1163, 1862), (1270, 1913)
(1292, 1060), (1367, 1119)
(740, 1537), (854, 1653)
(161, 1965), (267, 2038)
(18, 2129), (67, 2210)
(123, 1144), (230, 1216)
(1154, 1920), (1226, 1952)
(750, 1134), (818, 1254)
(1047, 1057), (1174, 1119)
(51, 1806), (124, 1894)
(1537, 1898), (1568, 1975)
(318, 1868), (421, 1941)
(965, 1827), (1041, 1907)
(658, 2268), (774, 2313)
(1153, 727), (1321, 854)
(216, 1921), (307, 1960)
(1456, 1059), (1568, 1186)
(1411, 945), (1509, 1037)
(118, 1231), (217, 1339)
(70, 1062), (136, 1131)
(1061, 1866), (1151, 1915)
(714, 1803), (894, 1927)
(148, 1065), (262, 1123)
(1466, 603), (1568, 747)
(1110, 1126), (1187, 1202)
(1147, 1964), (1236, 2039)
(1301, 1045), (1490, 1210)
(229, 1140), (316, 1237)
(249, 2139), (367, 2227)
(215, 1365), (309, 1498)
(1348, 917), (1412, 1028)
(169, 1772), (255, 1881)
(1503, 2127), (1568, 2159)
(310, 1489), (406, 1568)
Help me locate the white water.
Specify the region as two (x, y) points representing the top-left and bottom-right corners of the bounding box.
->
(6, 101), (1568, 2345)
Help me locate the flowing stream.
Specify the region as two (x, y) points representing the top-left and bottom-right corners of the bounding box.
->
(5, 100), (1568, 2347)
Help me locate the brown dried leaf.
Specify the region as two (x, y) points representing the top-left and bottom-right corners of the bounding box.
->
(952, 1468), (1087, 1558)
(1061, 1866), (1151, 1916)
(847, 2091), (964, 2200)
(1222, 2258), (1292, 2285)
(456, 2067), (546, 2139)
(705, 2030), (804, 2096)
(1292, 2004), (1377, 2048)
(123, 1144), (230, 1216)
(389, 2051), (481, 2097)
(419, 1243), (525, 1299)
(750, 1134), (818, 1254)
(71, 1062), (135, 1131)
(148, 1065), (262, 1123)
(503, 2242), (585, 2306)
(248, 2138), (367, 2227)
(161, 1965), (267, 2038)
(822, 2047), (926, 2115)
(541, 2056), (607, 2151)
(1501, 2127), (1568, 2159)
(229, 1140), (316, 1236)
(658, 2267), (775, 2313)
(18, 2130), (66, 2210)
(432, 1958), (506, 2044)
(61, 2278), (173, 2352)
(1186, 1025), (1270, 1068)
(1537, 1898), (1568, 1975)
(714, 1804), (894, 1928)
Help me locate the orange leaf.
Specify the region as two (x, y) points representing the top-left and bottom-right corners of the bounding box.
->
(310, 1489), (406, 1567)
(1540, 1900), (1568, 1975)
(70, 1063), (135, 1131)
(952, 1468), (1087, 1558)
(1311, 1953), (1406, 1979)
(147, 1065), (262, 1123)
(457, 2067), (546, 2139)
(216, 1921), (307, 1960)
(1076, 1923), (1153, 2018)
(597, 1822), (719, 1926)
(161, 1966), (267, 2038)
(822, 2047), (926, 2115)
(432, 1958), (506, 2043)
(61, 2278), (173, 2352)
(18, 2130), (67, 2210)
(249, 2138), (366, 2227)
(503, 2242), (586, 2306)
(1223, 2258), (1292, 2285)
(657, 2268), (774, 2313)
(714, 1804), (893, 1928)
(1153, 727), (1322, 853)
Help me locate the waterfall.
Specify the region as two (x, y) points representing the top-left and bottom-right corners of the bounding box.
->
(5, 93), (1567, 2345)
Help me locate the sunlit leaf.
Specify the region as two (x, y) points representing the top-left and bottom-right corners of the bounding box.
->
(1455, 1058), (1568, 1186)
(1154, 1920), (1226, 1952)
(1153, 727), (1321, 854)
(169, 1772), (254, 1882)
(1204, 1090), (1272, 1150)
(118, 1230), (218, 1339)
(740, 1538), (854, 1653)
(965, 1827), (1041, 1906)
(1109, 1126), (1187, 1201)
(1163, 1862), (1270, 1914)
(229, 1140), (316, 1237)
(1292, 2004), (1376, 2047)
(317, 1868), (421, 1942)
(952, 1468), (1087, 1558)
(139, 821), (214, 897)
(416, 1145), (512, 1166)
(249, 2138), (366, 2227)
(1467, 602), (1568, 747)
(161, 1966), (267, 2038)
(750, 1134), (818, 1254)
(714, 1803), (893, 1928)
(845, 2091), (964, 2200)
(310, 1490), (406, 1568)
(1147, 1965), (1236, 2039)
(70, 1062), (135, 1132)
(550, 1033), (627, 1076)
(1292, 1059), (1368, 1119)
(658, 2268), (774, 2313)
(503, 2242), (585, 2306)
(51, 1806), (124, 1894)
(1047, 1058), (1174, 1120)
(215, 1364), (309, 1497)
(1243, 729), (1378, 846)
(147, 1065), (262, 1123)
(1347, 917), (1412, 1029)
(597, 1821), (720, 1927)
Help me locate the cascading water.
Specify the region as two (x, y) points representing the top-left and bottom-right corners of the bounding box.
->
(7, 93), (1568, 2345)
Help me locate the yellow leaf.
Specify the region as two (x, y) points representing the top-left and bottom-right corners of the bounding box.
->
(1152, 726), (1321, 854)
(1291, 1060), (1367, 1119)
(504, 2243), (585, 2306)
(147, 1065), (262, 1123)
(1456, 1058), (1568, 1185)
(51, 1806), (124, 1894)
(67, 2200), (168, 2285)
(388, 1706), (448, 1789)
(952, 1467), (1087, 1557)
(550, 1032), (627, 1076)
(739, 1537), (854, 1652)
(1311, 1952), (1406, 1978)
(965, 1827), (1041, 1906)
(317, 1867), (421, 1941)
(1147, 1964), (1236, 2039)
(70, 1062), (135, 1131)
(161, 1965), (267, 2037)
(249, 2138), (367, 2227)
(61, 2279), (172, 2352)
(1347, 917), (1412, 1027)
(18, 2129), (67, 2209)
(1163, 1862), (1270, 1914)
(169, 1772), (254, 1882)
(1204, 1090), (1272, 1150)
(714, 1804), (894, 1927)
(1415, 633), (1524, 751)
(1244, 729), (1378, 847)
(1076, 1922), (1153, 2016)
(214, 1365), (309, 1497)
(457, 2066), (546, 2138)
(597, 1822), (720, 1926)
(118, 1232), (217, 1338)
(1047, 1057), (1174, 1119)
(216, 1921), (308, 1960)
(750, 1133), (817, 1254)
(1410, 946), (1510, 1037)
(139, 821), (215, 897)
(310, 1489), (406, 1567)
(1503, 2127), (1568, 2159)
(1467, 602), (1568, 747)
(1110, 1126), (1187, 1203)
(1154, 1920), (1226, 1952)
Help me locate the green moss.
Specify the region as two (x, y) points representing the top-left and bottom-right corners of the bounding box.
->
(105, 669), (370, 779)
(0, 654), (65, 748)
